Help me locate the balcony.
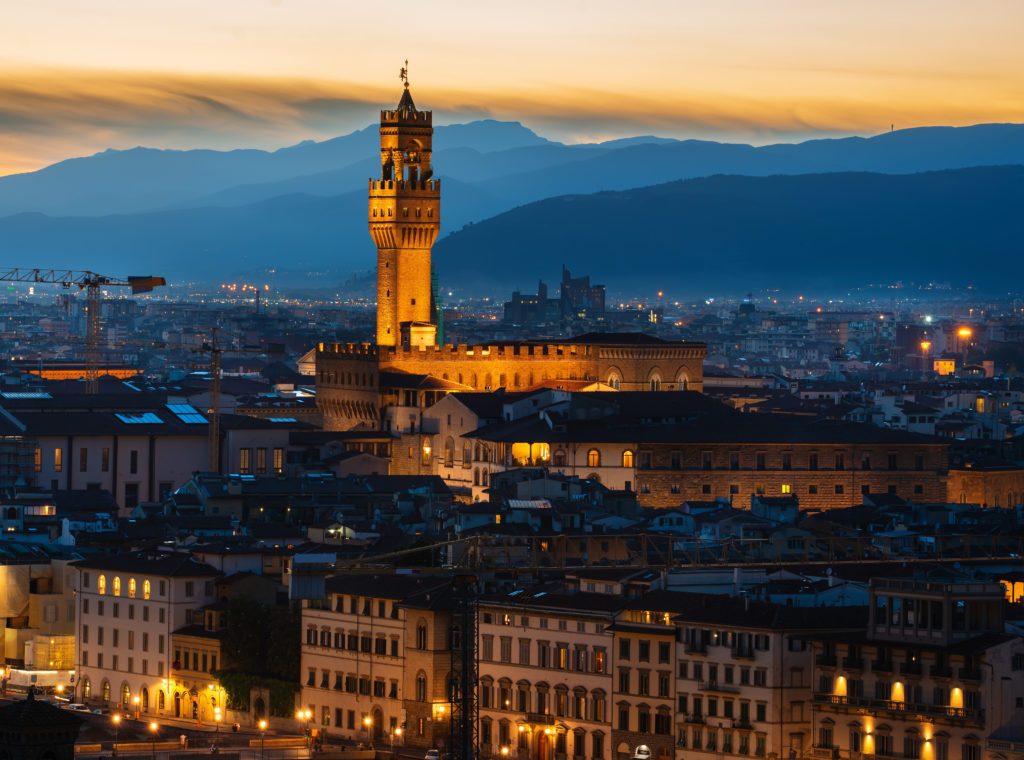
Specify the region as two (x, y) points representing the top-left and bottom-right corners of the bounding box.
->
(842, 657), (865, 670)
(959, 668), (982, 682)
(732, 718), (752, 730)
(812, 693), (984, 723)
(899, 661), (923, 676)
(525, 713), (555, 726)
(930, 665), (953, 679)
(988, 740), (1024, 753)
(816, 654), (838, 667)
(682, 713), (705, 725)
(812, 746), (839, 760)
(699, 680), (740, 694)
(732, 646), (755, 660)
(871, 659), (894, 673)
(685, 641), (708, 655)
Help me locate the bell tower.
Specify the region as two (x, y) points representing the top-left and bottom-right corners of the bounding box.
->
(370, 71), (441, 347)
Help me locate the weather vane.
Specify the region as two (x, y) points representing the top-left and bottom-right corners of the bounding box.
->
(400, 60), (409, 88)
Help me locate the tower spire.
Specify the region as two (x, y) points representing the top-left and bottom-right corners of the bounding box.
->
(400, 60), (409, 88)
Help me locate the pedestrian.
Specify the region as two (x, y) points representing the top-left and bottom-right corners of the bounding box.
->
(181, 734), (188, 749)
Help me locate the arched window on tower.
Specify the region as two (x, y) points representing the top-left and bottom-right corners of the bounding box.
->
(587, 449), (601, 468)
(622, 450), (635, 468)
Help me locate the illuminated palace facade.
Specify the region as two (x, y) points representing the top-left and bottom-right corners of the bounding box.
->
(317, 83), (706, 431)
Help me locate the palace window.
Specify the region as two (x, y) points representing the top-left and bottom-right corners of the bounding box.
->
(587, 449), (601, 468)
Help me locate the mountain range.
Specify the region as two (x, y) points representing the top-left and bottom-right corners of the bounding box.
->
(1, 120), (1024, 290)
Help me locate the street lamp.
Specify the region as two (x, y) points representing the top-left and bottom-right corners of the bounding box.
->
(149, 722), (158, 760)
(134, 695), (141, 720)
(363, 715), (372, 747)
(296, 709), (312, 746)
(112, 714), (121, 758)
(259, 720), (267, 760)
(214, 707), (222, 733)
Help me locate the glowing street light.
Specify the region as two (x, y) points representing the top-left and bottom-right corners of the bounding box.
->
(149, 722), (159, 760)
(214, 706), (222, 732)
(134, 695), (141, 720)
(259, 720), (267, 760)
(112, 714), (122, 758)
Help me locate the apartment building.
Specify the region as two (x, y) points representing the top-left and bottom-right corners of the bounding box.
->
(670, 593), (865, 760)
(808, 578), (1024, 760)
(610, 601), (676, 760)
(73, 553), (219, 717)
(299, 575), (453, 748)
(476, 588), (619, 760)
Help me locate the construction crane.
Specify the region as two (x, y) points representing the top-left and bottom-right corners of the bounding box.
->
(0, 268), (165, 393)
(194, 328), (284, 473)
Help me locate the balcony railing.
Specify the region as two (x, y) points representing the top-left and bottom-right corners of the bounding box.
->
(811, 746), (839, 760)
(732, 646), (755, 660)
(930, 665), (953, 678)
(899, 661), (923, 676)
(871, 659), (894, 673)
(842, 657), (865, 670)
(812, 693), (983, 722)
(525, 713), (555, 725)
(682, 713), (705, 725)
(816, 654), (838, 667)
(685, 641), (708, 655)
(699, 680), (740, 694)
(959, 668), (982, 681)
(988, 740), (1024, 753)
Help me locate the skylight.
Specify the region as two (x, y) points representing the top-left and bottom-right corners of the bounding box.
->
(115, 412), (163, 424)
(166, 403), (208, 424)
(268, 417), (299, 423)
(0, 392), (52, 399)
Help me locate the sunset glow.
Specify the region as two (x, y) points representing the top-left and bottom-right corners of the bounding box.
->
(1, 0), (1023, 174)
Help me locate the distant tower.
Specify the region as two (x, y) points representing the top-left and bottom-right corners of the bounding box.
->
(371, 70), (441, 347)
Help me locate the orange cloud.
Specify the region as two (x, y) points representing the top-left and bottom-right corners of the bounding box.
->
(1, 66), (1023, 177)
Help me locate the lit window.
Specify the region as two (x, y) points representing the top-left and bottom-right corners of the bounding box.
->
(113, 577), (121, 596)
(588, 449), (601, 468)
(143, 580), (151, 600)
(781, 484), (792, 494)
(129, 578), (136, 599)
(622, 450), (634, 468)
(98, 575), (106, 595)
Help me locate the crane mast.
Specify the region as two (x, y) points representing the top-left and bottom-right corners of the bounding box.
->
(0, 269), (165, 393)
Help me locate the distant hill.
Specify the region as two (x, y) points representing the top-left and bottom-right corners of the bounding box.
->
(432, 165), (1024, 294)
(0, 120), (553, 218)
(6, 121), (1024, 226)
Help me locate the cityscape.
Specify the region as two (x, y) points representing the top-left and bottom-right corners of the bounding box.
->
(1, 4), (1024, 760)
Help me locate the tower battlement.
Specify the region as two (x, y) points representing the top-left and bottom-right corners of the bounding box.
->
(368, 179), (441, 194)
(380, 109), (432, 124)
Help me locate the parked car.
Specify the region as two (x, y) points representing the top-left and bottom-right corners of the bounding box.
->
(67, 703), (90, 711)
(425, 751), (440, 760)
(92, 707), (110, 715)
(632, 746), (652, 760)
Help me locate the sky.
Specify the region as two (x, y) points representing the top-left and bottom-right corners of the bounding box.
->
(1, 0), (1023, 175)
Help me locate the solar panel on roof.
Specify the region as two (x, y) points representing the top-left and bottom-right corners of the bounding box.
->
(115, 412), (163, 424)
(166, 404), (207, 424)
